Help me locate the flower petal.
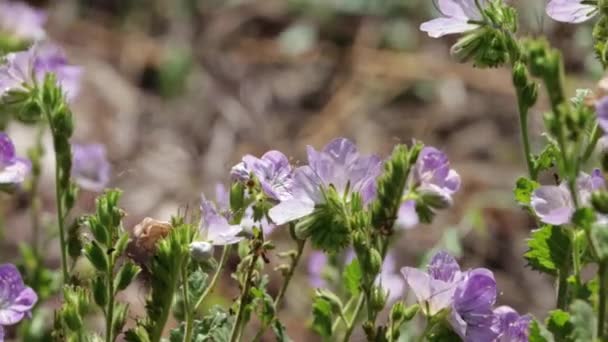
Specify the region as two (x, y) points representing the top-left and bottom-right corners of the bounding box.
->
(547, 0), (597, 23)
(396, 200), (419, 229)
(420, 17), (479, 38)
(428, 251), (461, 282)
(268, 198), (315, 225)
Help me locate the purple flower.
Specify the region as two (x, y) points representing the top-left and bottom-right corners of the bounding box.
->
(413, 147), (461, 201)
(531, 169), (605, 225)
(199, 183), (275, 245)
(450, 268), (498, 342)
(0, 43), (82, 102)
(420, 0), (486, 38)
(308, 251), (328, 288)
(269, 138), (382, 225)
(200, 193), (243, 246)
(71, 143), (111, 192)
(0, 1), (46, 41)
(401, 251), (463, 315)
(493, 306), (531, 342)
(0, 264), (38, 337)
(0, 132), (30, 185)
(231, 150), (293, 201)
(546, 0), (597, 24)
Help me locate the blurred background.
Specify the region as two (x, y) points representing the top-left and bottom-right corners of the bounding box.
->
(0, 0), (604, 340)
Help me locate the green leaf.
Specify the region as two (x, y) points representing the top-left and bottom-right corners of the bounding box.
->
(169, 306), (233, 342)
(514, 177), (540, 206)
(529, 320), (555, 342)
(312, 297), (333, 338)
(342, 259), (362, 296)
(569, 300), (597, 342)
(524, 225), (571, 276)
(545, 310), (573, 341)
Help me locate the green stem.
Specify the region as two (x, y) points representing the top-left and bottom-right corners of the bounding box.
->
(229, 252), (260, 342)
(556, 251), (571, 310)
(331, 297), (355, 336)
(342, 294), (365, 342)
(105, 254), (115, 342)
(516, 95), (536, 179)
(52, 133), (69, 284)
(182, 262), (193, 342)
(599, 262), (608, 339)
(582, 123), (602, 163)
(29, 125), (44, 252)
(41, 105), (69, 284)
(193, 245), (230, 312)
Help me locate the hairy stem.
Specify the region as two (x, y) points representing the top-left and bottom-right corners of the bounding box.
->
(229, 252), (260, 342)
(599, 262), (608, 339)
(582, 123), (602, 163)
(516, 95), (536, 179)
(182, 262), (193, 342)
(105, 254), (115, 342)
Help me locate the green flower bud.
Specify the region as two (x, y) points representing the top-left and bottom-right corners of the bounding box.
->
(370, 285), (387, 312)
(114, 262), (141, 291)
(521, 83), (538, 108)
(16, 99), (43, 123)
(450, 29), (485, 64)
(190, 241), (215, 262)
(230, 182), (246, 214)
(512, 62), (528, 89)
(390, 302), (406, 321)
(403, 303), (420, 321)
(92, 276), (107, 307)
(366, 248), (383, 276)
(420, 189), (451, 210)
(84, 240), (109, 271)
(591, 222), (608, 262)
(592, 191), (608, 214)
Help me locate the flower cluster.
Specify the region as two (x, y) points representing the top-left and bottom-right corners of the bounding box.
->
(402, 251), (530, 341)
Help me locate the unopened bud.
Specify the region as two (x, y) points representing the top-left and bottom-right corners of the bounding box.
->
(512, 62), (528, 88)
(190, 241), (214, 262)
(592, 191), (608, 214)
(370, 285), (387, 312)
(420, 189), (451, 210)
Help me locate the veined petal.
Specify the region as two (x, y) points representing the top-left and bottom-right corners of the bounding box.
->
(268, 198), (315, 225)
(420, 17), (479, 38)
(547, 0), (597, 23)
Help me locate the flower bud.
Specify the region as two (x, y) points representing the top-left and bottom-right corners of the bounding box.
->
(230, 182), (246, 214)
(450, 29), (484, 64)
(512, 62), (528, 89)
(190, 241), (214, 262)
(591, 222), (608, 262)
(16, 99), (43, 123)
(592, 191), (608, 214)
(403, 303), (420, 321)
(420, 189), (451, 210)
(370, 285), (387, 312)
(294, 215), (315, 239)
(365, 248), (382, 276)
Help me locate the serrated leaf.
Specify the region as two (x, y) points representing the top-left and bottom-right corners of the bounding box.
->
(342, 259), (362, 296)
(514, 177), (540, 206)
(529, 320), (555, 342)
(169, 306), (233, 342)
(569, 300), (596, 342)
(525, 225), (571, 276)
(312, 297), (333, 338)
(546, 310), (573, 341)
